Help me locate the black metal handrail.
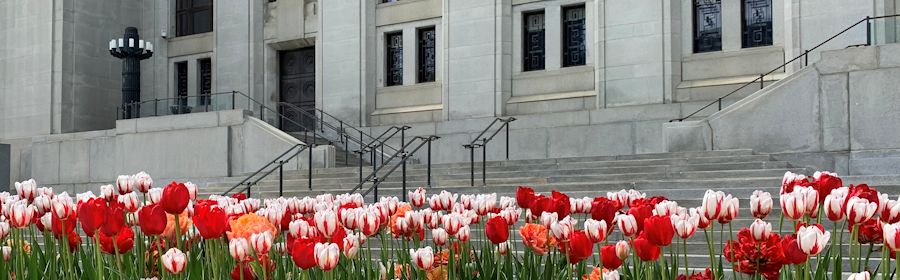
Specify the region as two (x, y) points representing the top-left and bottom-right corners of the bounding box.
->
(117, 91), (243, 120)
(278, 102), (400, 157)
(463, 117), (516, 186)
(220, 144), (309, 198)
(672, 14), (900, 122)
(354, 136), (440, 202)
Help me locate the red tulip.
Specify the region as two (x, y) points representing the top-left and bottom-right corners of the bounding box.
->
(551, 191), (571, 219)
(193, 203), (228, 239)
(844, 184), (880, 210)
(516, 186), (536, 209)
(232, 192), (248, 201)
(780, 234), (807, 265)
(677, 268), (713, 280)
(530, 195), (552, 216)
(590, 197), (621, 227)
(812, 171), (842, 202)
(781, 171), (810, 194)
(600, 244), (623, 270)
(138, 204), (167, 236)
(231, 260), (257, 280)
(485, 216), (509, 244)
(291, 237), (317, 270)
(560, 230), (592, 264)
(77, 197), (107, 237)
(723, 228), (787, 278)
(99, 226), (135, 254)
(101, 201), (126, 237)
(855, 219), (883, 244)
(51, 209), (76, 238)
(627, 204), (653, 233)
(632, 233), (661, 261)
(161, 181), (190, 214)
(643, 215), (675, 247)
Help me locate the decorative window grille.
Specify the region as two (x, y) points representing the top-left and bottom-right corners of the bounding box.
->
(694, 0), (722, 53)
(523, 11), (546, 71)
(741, 0), (773, 48)
(562, 5), (586, 67)
(417, 27), (436, 83)
(385, 32), (404, 86)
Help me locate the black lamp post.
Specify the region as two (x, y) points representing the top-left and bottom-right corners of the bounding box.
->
(109, 27), (153, 119)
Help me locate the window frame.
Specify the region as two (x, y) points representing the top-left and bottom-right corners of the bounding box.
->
(740, 0), (773, 48)
(561, 4), (586, 68)
(692, 0), (722, 53)
(384, 31), (404, 87)
(175, 0), (213, 37)
(522, 10), (547, 72)
(197, 58), (212, 106)
(416, 26), (437, 83)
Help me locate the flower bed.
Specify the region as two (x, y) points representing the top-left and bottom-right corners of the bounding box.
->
(0, 170), (898, 279)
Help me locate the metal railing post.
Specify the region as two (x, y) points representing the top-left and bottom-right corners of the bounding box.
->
(482, 140), (487, 186)
(231, 91), (236, 110)
(427, 138), (432, 187)
(308, 145), (313, 190)
(359, 131), (364, 183)
(155, 99), (159, 116)
(401, 150), (407, 202)
(866, 16), (872, 46)
(260, 104), (265, 122)
(804, 50), (809, 66)
(247, 183), (252, 198)
(717, 98), (722, 111)
(759, 74), (764, 89)
(505, 122), (510, 160)
(469, 146), (475, 186)
(278, 161), (284, 197)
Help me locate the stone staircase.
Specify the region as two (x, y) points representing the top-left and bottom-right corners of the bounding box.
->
(287, 132), (367, 168)
(200, 149), (900, 275)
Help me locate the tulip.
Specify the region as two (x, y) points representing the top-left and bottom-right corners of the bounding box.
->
(51, 192), (75, 220)
(342, 233), (362, 259)
(880, 198), (900, 224)
(796, 186), (820, 218)
(441, 212), (465, 235)
(432, 228), (448, 246)
(118, 192), (141, 212)
(100, 184), (116, 201)
(230, 238), (250, 260)
(584, 219), (608, 243)
(812, 171), (842, 201)
(633, 233), (661, 261)
(409, 187), (426, 208)
(750, 190), (773, 219)
(824, 188), (848, 221)
(516, 186), (536, 209)
(671, 210), (700, 239)
(161, 182), (190, 214)
(9, 200), (34, 228)
(291, 237), (317, 270)
(562, 230), (593, 264)
(315, 209), (339, 237)
(643, 215), (675, 247)
(749, 219), (772, 242)
(357, 210), (381, 237)
(314, 242), (340, 271)
(193, 203), (228, 239)
(499, 207), (520, 226)
(551, 217), (575, 242)
(615, 240), (629, 260)
(654, 200), (678, 216)
(884, 222), (900, 251)
(847, 271), (870, 280)
(99, 226), (135, 254)
(782, 171), (809, 194)
(15, 179), (37, 202)
(604, 270), (621, 280)
(138, 204), (167, 236)
(148, 188), (162, 204)
(183, 181), (197, 201)
(540, 212), (558, 228)
(33, 195), (51, 215)
(700, 190), (725, 221)
(456, 225), (471, 242)
(100, 202), (126, 236)
(846, 197), (878, 226)
(797, 224), (830, 256)
(571, 197), (592, 214)
(162, 248), (187, 274)
(1, 246), (9, 261)
(251, 231), (274, 255)
(485, 216), (510, 244)
(497, 241), (510, 255)
(717, 195), (739, 224)
(116, 175), (134, 195)
(781, 191), (807, 220)
(617, 214), (638, 238)
(601, 244), (623, 269)
(0, 222), (8, 240)
(409, 246), (434, 270)
(134, 171), (153, 193)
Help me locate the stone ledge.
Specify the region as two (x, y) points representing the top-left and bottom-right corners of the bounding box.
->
(816, 46), (877, 75)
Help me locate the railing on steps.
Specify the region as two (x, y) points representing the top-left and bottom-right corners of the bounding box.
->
(350, 135), (440, 202)
(463, 117), (516, 186)
(671, 14), (900, 122)
(220, 144), (309, 198)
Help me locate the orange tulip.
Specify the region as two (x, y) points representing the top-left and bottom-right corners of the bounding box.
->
(519, 223), (557, 255)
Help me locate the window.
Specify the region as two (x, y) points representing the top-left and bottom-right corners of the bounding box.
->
(562, 5), (586, 67)
(198, 59), (212, 106)
(523, 11), (546, 71)
(693, 0), (722, 53)
(385, 32), (404, 87)
(176, 62), (188, 100)
(741, 0), (773, 48)
(176, 0), (213, 37)
(417, 27), (436, 83)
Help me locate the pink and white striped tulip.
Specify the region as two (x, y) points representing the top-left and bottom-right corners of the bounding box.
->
(148, 188), (162, 204)
(654, 200), (678, 216)
(847, 271), (870, 280)
(456, 225), (471, 242)
(1, 246), (10, 261)
(780, 191), (807, 221)
(15, 179), (37, 202)
(750, 190), (773, 219)
(617, 214), (638, 238)
(133, 171), (153, 193)
(584, 219), (608, 243)
(119, 192), (141, 212)
(883, 222), (900, 251)
(700, 190), (725, 221)
(315, 209), (339, 237)
(442, 212), (465, 235)
(551, 217), (575, 241)
(358, 209), (381, 237)
(251, 231), (273, 255)
(314, 243), (340, 271)
(432, 228), (448, 246)
(409, 246), (435, 270)
(846, 197), (877, 226)
(717, 195), (739, 224)
(0, 222), (9, 240)
(409, 187), (427, 208)
(671, 210), (700, 239)
(615, 240), (630, 260)
(162, 248), (187, 274)
(880, 197), (899, 224)
(116, 175), (134, 195)
(9, 200), (34, 228)
(100, 184), (116, 201)
(229, 238), (250, 260)
(824, 187), (848, 222)
(343, 233), (363, 259)
(749, 219), (772, 242)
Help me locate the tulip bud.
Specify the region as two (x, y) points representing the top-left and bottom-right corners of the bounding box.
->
(251, 231), (273, 255)
(133, 171), (153, 193)
(550, 217), (575, 241)
(409, 246), (435, 270)
(1, 246), (10, 261)
(615, 240), (629, 260)
(184, 182), (198, 201)
(116, 175), (134, 195)
(749, 219), (772, 242)
(315, 209), (339, 237)
(456, 225), (470, 242)
(15, 179), (37, 202)
(846, 197), (878, 226)
(432, 228), (448, 246)
(0, 222), (9, 240)
(119, 192), (141, 212)
(229, 238), (250, 260)
(824, 188), (848, 222)
(343, 233), (363, 259)
(161, 248), (187, 274)
(884, 223), (900, 251)
(540, 212), (558, 228)
(654, 200), (678, 216)
(148, 188), (162, 204)
(314, 243), (340, 271)
(797, 224), (830, 256)
(616, 214), (638, 238)
(584, 219), (608, 243)
(750, 190), (773, 219)
(671, 209), (700, 239)
(781, 191), (807, 221)
(847, 271), (870, 280)
(409, 187), (426, 208)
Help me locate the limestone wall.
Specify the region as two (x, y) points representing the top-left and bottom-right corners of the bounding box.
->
(28, 110), (334, 193)
(663, 44), (900, 175)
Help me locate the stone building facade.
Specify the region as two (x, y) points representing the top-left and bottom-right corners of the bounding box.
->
(2, 0), (900, 188)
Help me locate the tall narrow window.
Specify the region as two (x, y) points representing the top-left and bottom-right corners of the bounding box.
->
(417, 27), (436, 83)
(742, 0), (773, 48)
(176, 0), (213, 37)
(562, 5), (586, 67)
(385, 32), (404, 87)
(198, 59), (212, 106)
(523, 11), (546, 71)
(693, 0), (722, 53)
(175, 61), (189, 113)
